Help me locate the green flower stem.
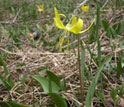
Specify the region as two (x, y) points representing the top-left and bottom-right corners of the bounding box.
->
(78, 35), (84, 107)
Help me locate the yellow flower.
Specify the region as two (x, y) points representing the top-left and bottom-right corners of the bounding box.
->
(36, 4), (44, 12)
(54, 7), (95, 51)
(81, 5), (89, 12)
(54, 7), (95, 34)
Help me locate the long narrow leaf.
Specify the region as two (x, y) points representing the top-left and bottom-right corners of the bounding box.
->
(46, 71), (61, 87)
(85, 54), (113, 107)
(31, 75), (60, 93)
(0, 54), (8, 75)
(116, 61), (122, 79)
(46, 71), (65, 91)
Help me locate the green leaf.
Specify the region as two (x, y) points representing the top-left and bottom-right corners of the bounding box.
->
(115, 0), (122, 7)
(0, 54), (14, 90)
(0, 54), (8, 75)
(119, 83), (124, 97)
(1, 27), (10, 37)
(0, 75), (7, 88)
(7, 76), (14, 88)
(85, 54), (113, 107)
(116, 61), (122, 79)
(0, 101), (28, 107)
(88, 25), (96, 43)
(46, 71), (65, 91)
(117, 14), (124, 34)
(31, 75), (60, 93)
(102, 20), (109, 31)
(110, 89), (117, 101)
(0, 74), (13, 90)
(46, 71), (61, 87)
(110, 27), (116, 38)
(97, 91), (107, 106)
(110, 89), (118, 106)
(48, 93), (67, 107)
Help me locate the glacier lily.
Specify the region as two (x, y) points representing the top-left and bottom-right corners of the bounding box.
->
(81, 5), (89, 12)
(54, 7), (95, 34)
(54, 7), (95, 106)
(36, 4), (44, 12)
(54, 7), (95, 51)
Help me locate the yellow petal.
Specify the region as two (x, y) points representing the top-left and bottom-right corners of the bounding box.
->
(54, 8), (66, 29)
(70, 15), (77, 25)
(81, 5), (89, 12)
(66, 16), (83, 34)
(59, 37), (64, 51)
(59, 14), (66, 18)
(79, 18), (95, 33)
(36, 4), (44, 12)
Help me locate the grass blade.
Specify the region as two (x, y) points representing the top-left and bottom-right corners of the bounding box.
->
(116, 61), (122, 79)
(0, 53), (8, 75)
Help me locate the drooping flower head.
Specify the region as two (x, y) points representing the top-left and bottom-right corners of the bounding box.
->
(54, 7), (84, 34)
(54, 7), (95, 34)
(54, 7), (95, 51)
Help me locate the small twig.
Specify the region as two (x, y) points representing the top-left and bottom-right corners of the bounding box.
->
(0, 47), (74, 56)
(0, 21), (17, 25)
(8, 41), (41, 50)
(12, 7), (22, 23)
(0, 47), (23, 56)
(0, 7), (22, 25)
(79, 0), (90, 7)
(101, 0), (108, 10)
